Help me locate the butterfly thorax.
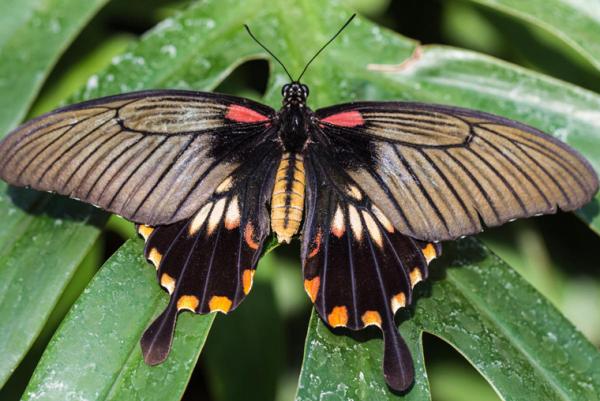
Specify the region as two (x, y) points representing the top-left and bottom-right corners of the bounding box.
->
(270, 83), (311, 243)
(278, 83), (312, 152)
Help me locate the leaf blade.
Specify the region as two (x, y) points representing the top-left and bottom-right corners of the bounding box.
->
(0, 0), (110, 134)
(21, 239), (214, 401)
(459, 0), (600, 71)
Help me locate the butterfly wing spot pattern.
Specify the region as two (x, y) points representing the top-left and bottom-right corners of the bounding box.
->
(133, 140), (277, 365)
(136, 194), (265, 364)
(302, 185), (442, 389)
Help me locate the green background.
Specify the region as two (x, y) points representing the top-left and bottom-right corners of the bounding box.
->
(0, 0), (598, 400)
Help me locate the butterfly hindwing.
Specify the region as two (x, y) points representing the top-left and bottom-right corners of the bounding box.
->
(302, 150), (441, 391)
(137, 144), (279, 364)
(315, 102), (598, 242)
(0, 90), (276, 226)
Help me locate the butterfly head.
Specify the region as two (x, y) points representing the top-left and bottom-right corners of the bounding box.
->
(244, 14), (356, 103)
(282, 82), (309, 107)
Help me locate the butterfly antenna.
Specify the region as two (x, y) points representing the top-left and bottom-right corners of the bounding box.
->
(244, 24), (294, 82)
(296, 13), (357, 82)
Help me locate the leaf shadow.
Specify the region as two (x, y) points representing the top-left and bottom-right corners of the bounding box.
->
(6, 185), (107, 227)
(578, 197), (600, 230)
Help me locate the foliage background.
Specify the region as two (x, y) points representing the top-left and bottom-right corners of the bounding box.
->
(0, 0), (599, 400)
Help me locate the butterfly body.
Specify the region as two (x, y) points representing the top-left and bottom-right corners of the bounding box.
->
(270, 152), (305, 243)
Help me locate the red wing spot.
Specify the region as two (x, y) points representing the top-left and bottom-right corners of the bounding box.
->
(225, 105), (270, 123)
(321, 111), (364, 127)
(307, 229), (322, 259)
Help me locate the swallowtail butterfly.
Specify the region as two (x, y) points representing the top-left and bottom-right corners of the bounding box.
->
(0, 15), (597, 392)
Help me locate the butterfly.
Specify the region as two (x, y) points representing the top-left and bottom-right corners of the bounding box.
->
(0, 14), (597, 393)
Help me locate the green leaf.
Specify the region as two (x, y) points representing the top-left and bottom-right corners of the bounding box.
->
(0, 190), (106, 387)
(0, 0), (109, 385)
(420, 240), (600, 401)
(23, 249), (287, 401)
(202, 267), (285, 401)
(0, 0), (110, 134)
(21, 239), (214, 401)
(297, 239), (600, 400)
(457, 0), (600, 71)
(296, 312), (430, 401)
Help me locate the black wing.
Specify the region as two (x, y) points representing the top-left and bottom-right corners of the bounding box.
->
(315, 101), (598, 242)
(138, 143), (280, 364)
(0, 90), (276, 225)
(301, 149), (441, 391)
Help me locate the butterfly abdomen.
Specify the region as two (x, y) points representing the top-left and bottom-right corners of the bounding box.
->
(271, 152), (305, 243)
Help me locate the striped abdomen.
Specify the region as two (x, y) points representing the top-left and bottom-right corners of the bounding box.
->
(271, 153), (305, 243)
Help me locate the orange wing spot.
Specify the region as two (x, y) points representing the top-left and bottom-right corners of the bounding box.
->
(331, 205), (345, 238)
(148, 248), (162, 269)
(242, 269), (255, 295)
(244, 223), (259, 250)
(361, 310), (382, 328)
(225, 104), (269, 123)
(304, 276), (321, 303)
(321, 111), (364, 127)
(391, 292), (407, 313)
(422, 243), (437, 264)
(138, 225), (154, 241)
(224, 196), (241, 230)
(208, 295), (233, 313)
(307, 230), (322, 258)
(410, 268), (423, 287)
(160, 273), (176, 294)
(327, 306), (349, 327)
(177, 295), (199, 312)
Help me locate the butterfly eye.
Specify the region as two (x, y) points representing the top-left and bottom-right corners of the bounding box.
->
(281, 84), (290, 96)
(301, 84), (309, 97)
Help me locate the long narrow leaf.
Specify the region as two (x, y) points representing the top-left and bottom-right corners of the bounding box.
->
(0, 0), (109, 384)
(458, 0), (600, 71)
(22, 240), (214, 401)
(0, 0), (110, 134)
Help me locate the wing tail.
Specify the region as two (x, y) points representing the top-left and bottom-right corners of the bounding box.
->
(141, 299), (178, 365)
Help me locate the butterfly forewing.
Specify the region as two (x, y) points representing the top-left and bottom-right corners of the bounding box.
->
(316, 102), (598, 242)
(0, 90), (275, 226)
